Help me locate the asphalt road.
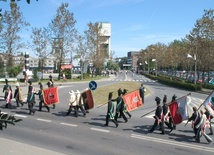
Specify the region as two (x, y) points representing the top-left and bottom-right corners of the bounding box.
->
(0, 71), (213, 155)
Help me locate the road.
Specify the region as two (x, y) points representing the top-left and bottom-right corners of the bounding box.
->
(0, 71), (213, 155)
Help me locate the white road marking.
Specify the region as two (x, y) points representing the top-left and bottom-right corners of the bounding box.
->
(60, 122), (77, 127)
(90, 127), (110, 133)
(37, 118), (52, 122)
(131, 133), (214, 153)
(14, 114), (27, 118)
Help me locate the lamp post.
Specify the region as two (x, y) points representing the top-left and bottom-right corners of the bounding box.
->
(187, 53), (196, 84)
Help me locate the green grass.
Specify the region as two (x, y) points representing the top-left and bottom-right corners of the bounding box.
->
(91, 81), (148, 105)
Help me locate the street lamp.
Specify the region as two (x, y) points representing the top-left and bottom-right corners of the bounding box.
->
(187, 53), (197, 84)
(152, 59), (157, 76)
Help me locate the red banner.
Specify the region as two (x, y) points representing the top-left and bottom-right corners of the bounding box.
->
(81, 89), (94, 110)
(43, 87), (59, 105)
(123, 89), (143, 111)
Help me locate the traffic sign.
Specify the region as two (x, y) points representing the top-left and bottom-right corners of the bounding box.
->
(37, 72), (42, 79)
(89, 81), (97, 90)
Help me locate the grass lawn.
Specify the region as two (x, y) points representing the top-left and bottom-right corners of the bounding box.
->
(92, 81), (149, 105)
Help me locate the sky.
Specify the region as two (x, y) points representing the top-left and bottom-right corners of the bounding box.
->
(1, 0), (214, 60)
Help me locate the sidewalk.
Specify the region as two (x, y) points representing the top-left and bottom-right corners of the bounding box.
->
(0, 137), (66, 155)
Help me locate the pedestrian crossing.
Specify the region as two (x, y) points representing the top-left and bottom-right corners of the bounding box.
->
(109, 78), (156, 83)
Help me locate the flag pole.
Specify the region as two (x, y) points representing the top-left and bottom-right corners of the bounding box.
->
(97, 102), (108, 108)
(197, 90), (214, 110)
(140, 93), (191, 118)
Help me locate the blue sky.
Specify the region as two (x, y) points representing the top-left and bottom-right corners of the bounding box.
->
(1, 0), (214, 60)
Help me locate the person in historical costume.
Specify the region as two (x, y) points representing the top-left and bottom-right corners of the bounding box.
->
(195, 109), (213, 143)
(161, 95), (173, 133)
(14, 82), (24, 107)
(66, 90), (78, 117)
(5, 87), (13, 109)
(47, 75), (56, 109)
(76, 90), (86, 116)
(113, 88), (128, 123)
(3, 79), (12, 101)
(187, 106), (201, 140)
(204, 107), (213, 135)
(27, 81), (36, 115)
(148, 97), (164, 134)
(35, 83), (50, 112)
(122, 89), (132, 118)
(104, 92), (119, 128)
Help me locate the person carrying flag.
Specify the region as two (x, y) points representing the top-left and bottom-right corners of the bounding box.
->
(204, 106), (213, 135)
(113, 88), (128, 123)
(148, 97), (164, 134)
(186, 106), (201, 140)
(35, 82), (50, 112)
(162, 95), (173, 133)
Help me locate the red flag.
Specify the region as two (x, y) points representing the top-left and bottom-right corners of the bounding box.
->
(123, 89), (142, 111)
(168, 96), (188, 125)
(81, 89), (94, 110)
(203, 91), (214, 117)
(43, 87), (59, 105)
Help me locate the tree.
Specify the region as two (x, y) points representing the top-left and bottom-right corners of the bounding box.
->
(0, 110), (22, 130)
(0, 2), (29, 67)
(30, 27), (50, 78)
(84, 22), (108, 77)
(0, 0), (38, 4)
(49, 3), (77, 80)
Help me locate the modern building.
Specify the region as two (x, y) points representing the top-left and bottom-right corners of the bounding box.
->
(99, 22), (111, 58)
(127, 51), (140, 71)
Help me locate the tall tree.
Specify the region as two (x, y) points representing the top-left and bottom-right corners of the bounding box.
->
(30, 27), (50, 76)
(0, 2), (29, 66)
(49, 3), (77, 80)
(84, 22), (108, 76)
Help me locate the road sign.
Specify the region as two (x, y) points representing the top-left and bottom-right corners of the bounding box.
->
(89, 81), (97, 90)
(37, 72), (42, 79)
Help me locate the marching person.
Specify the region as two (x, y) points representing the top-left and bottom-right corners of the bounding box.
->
(186, 106), (201, 140)
(122, 89), (132, 118)
(35, 83), (50, 112)
(114, 88), (128, 123)
(5, 87), (12, 109)
(14, 82), (23, 107)
(104, 92), (119, 128)
(27, 81), (36, 115)
(162, 95), (173, 133)
(66, 90), (78, 117)
(139, 83), (146, 104)
(76, 90), (86, 116)
(204, 107), (213, 135)
(169, 94), (177, 130)
(195, 109), (213, 143)
(48, 75), (56, 109)
(3, 79), (12, 101)
(148, 97), (164, 134)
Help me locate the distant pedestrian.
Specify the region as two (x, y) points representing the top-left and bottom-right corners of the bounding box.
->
(139, 83), (146, 104)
